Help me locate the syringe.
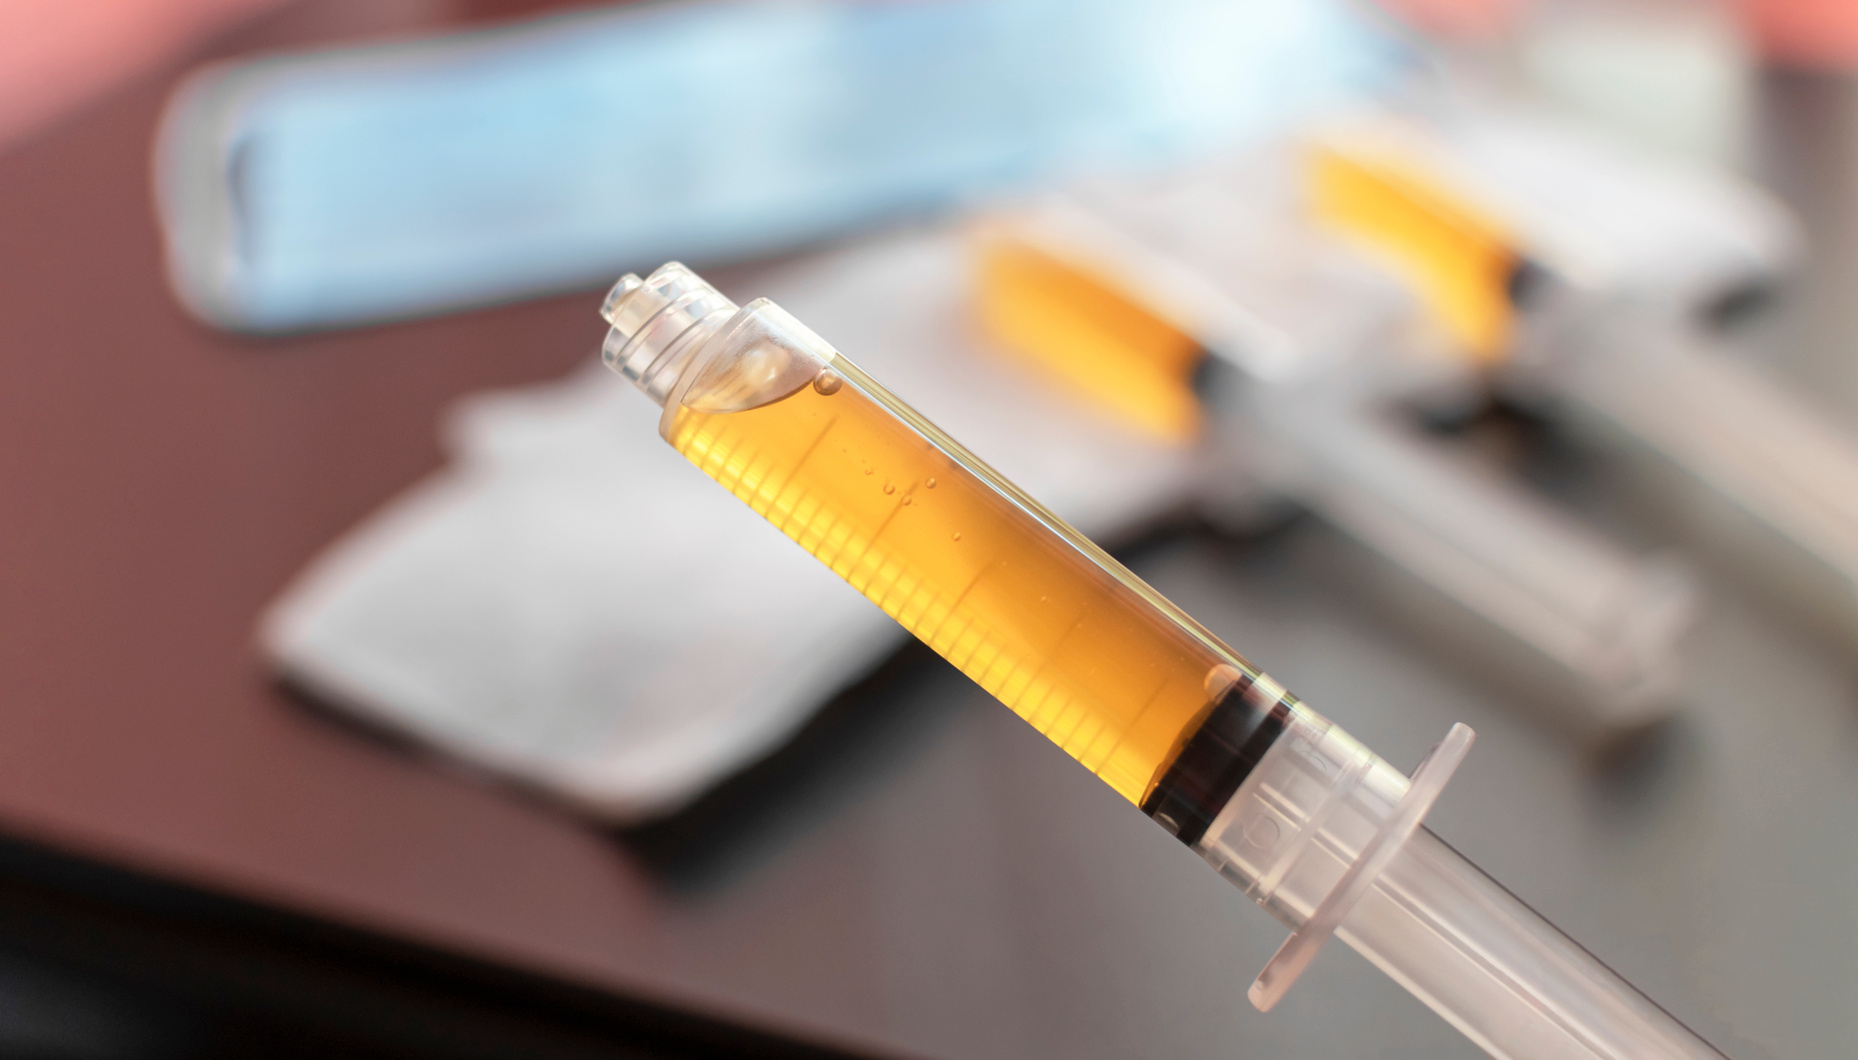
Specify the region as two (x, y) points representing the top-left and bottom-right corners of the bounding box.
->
(598, 262), (1728, 1059)
(971, 167), (1696, 738)
(1308, 105), (1858, 644)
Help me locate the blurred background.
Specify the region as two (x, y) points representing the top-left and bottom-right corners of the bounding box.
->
(4, 0), (1858, 1057)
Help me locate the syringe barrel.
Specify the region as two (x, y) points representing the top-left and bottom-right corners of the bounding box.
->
(1198, 707), (1726, 1060)
(601, 262), (1292, 821)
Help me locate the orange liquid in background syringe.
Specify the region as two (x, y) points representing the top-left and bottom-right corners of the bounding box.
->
(668, 358), (1260, 806)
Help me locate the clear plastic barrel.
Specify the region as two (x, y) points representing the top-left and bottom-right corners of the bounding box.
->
(1199, 707), (1727, 1060)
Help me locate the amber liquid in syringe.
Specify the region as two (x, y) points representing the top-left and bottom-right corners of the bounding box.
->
(667, 357), (1285, 811)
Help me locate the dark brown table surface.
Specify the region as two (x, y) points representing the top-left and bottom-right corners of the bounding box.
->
(5, 4), (1858, 1057)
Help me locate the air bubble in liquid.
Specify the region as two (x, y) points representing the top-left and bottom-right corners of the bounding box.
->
(813, 370), (844, 396)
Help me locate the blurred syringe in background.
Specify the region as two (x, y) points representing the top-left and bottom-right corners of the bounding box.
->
(1303, 98), (1858, 647)
(971, 141), (1700, 741)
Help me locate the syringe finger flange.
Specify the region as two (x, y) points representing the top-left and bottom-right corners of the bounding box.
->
(1248, 722), (1475, 1012)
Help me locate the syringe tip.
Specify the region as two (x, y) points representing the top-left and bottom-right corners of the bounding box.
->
(600, 273), (644, 325)
(597, 263), (737, 406)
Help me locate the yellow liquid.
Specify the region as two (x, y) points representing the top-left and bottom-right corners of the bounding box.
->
(668, 359), (1260, 806)
(1309, 145), (1519, 362)
(974, 235), (1205, 443)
